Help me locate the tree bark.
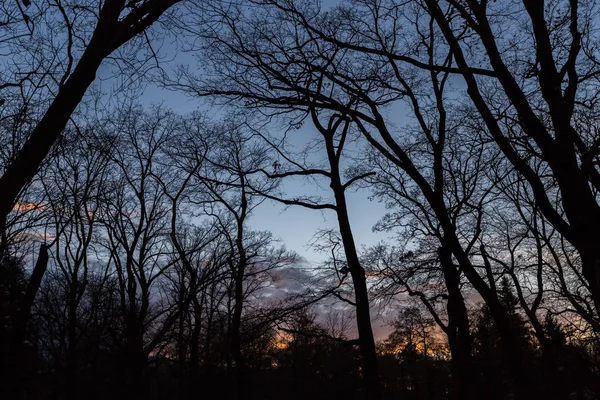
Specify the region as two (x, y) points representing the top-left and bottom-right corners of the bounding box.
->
(438, 245), (477, 400)
(0, 34), (108, 227)
(447, 235), (535, 399)
(0, 0), (181, 230)
(2, 244), (48, 400)
(324, 129), (382, 400)
(333, 191), (382, 400)
(230, 175), (249, 400)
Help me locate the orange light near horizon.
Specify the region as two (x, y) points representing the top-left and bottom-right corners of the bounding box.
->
(273, 341), (289, 350)
(13, 202), (46, 212)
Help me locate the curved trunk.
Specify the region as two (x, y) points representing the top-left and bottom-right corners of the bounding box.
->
(330, 174), (381, 400)
(334, 195), (381, 400)
(318, 115), (381, 400)
(0, 36), (108, 226)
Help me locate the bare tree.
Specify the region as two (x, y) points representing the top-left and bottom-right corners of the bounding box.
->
(98, 107), (181, 399)
(180, 122), (297, 398)
(222, 112), (384, 398)
(172, 2), (526, 396)
(37, 127), (111, 400)
(0, 0), (184, 232)
(414, 0), (600, 319)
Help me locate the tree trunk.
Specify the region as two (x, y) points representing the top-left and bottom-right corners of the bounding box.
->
(1, 244), (48, 400)
(319, 118), (382, 400)
(0, 0), (181, 228)
(230, 172), (249, 400)
(230, 252), (246, 399)
(66, 288), (79, 400)
(189, 298), (202, 399)
(331, 183), (381, 400)
(0, 36), (109, 226)
(438, 245), (477, 400)
(447, 235), (535, 399)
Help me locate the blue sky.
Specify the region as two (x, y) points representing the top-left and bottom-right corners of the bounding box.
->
(122, 77), (394, 265)
(86, 0), (413, 339)
(90, 0), (396, 265)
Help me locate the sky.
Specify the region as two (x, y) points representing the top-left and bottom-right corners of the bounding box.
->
(116, 75), (394, 266)
(138, 79), (400, 340)
(85, 0), (403, 265)
(88, 2), (409, 339)
(120, 0), (395, 266)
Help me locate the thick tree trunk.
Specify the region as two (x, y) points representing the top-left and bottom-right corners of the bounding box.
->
(121, 316), (146, 400)
(331, 185), (381, 400)
(446, 234), (535, 400)
(1, 244), (48, 400)
(189, 299), (202, 398)
(317, 116), (381, 400)
(0, 0), (181, 229)
(428, 0), (600, 328)
(0, 38), (108, 227)
(550, 158), (600, 318)
(438, 246), (477, 400)
(228, 171), (250, 400)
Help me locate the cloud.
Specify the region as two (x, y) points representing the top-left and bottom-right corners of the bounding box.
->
(12, 202), (47, 212)
(257, 258), (396, 341)
(258, 257), (316, 300)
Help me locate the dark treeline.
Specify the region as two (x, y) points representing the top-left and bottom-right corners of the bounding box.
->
(2, 1), (600, 399)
